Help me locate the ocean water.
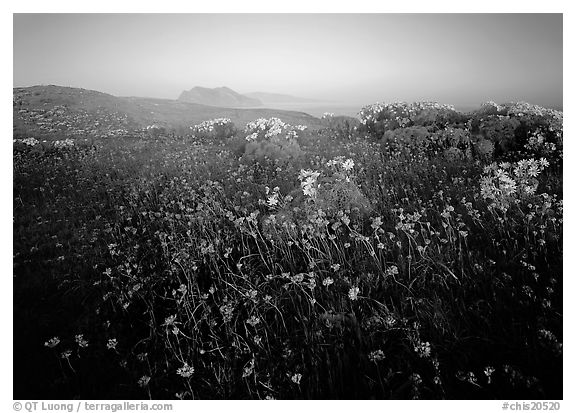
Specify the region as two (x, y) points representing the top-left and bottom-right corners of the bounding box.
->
(257, 102), (486, 119)
(254, 102), (364, 118)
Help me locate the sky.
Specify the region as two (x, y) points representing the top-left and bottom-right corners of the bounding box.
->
(13, 13), (563, 109)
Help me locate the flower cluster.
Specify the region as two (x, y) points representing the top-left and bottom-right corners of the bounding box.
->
(244, 118), (287, 141)
(481, 101), (506, 113)
(54, 139), (75, 148)
(14, 137), (39, 146)
(480, 158), (549, 211)
(326, 156), (354, 172)
(264, 186), (281, 208)
(176, 362), (195, 378)
(507, 102), (562, 121)
(359, 101), (457, 133)
(44, 337), (60, 348)
(298, 169), (321, 199)
(241, 118), (304, 163)
(192, 118), (233, 134)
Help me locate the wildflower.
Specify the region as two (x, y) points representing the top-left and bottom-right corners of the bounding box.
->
(246, 315), (261, 327)
(348, 286), (360, 301)
(291, 373), (302, 384)
(342, 158), (354, 171)
(298, 169), (320, 198)
(414, 341), (432, 358)
(61, 350), (72, 359)
(368, 350), (386, 362)
(163, 315), (177, 326)
(466, 372), (478, 385)
(242, 358), (255, 378)
(106, 338), (118, 350)
(246, 289), (258, 300)
(75, 334), (89, 348)
(411, 373), (423, 386)
(330, 263), (341, 271)
(138, 376), (151, 387)
(44, 337), (60, 348)
(220, 303), (235, 323)
(267, 195), (279, 207)
(371, 216), (383, 230)
(484, 366), (495, 384)
(176, 363), (195, 378)
(322, 277), (334, 287)
(385, 265), (399, 277)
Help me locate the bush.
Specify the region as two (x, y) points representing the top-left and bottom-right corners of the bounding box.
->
(240, 118), (305, 165)
(191, 118), (238, 141)
(359, 101), (463, 139)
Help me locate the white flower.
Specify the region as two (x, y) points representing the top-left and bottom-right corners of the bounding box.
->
(245, 132), (258, 142)
(246, 315), (261, 326)
(323, 277), (334, 287)
(267, 195), (279, 207)
(342, 159), (354, 171)
(385, 265), (399, 277)
(75, 334), (89, 348)
(106, 338), (118, 350)
(176, 363), (195, 378)
(414, 341), (431, 358)
(163, 315), (177, 326)
(368, 350), (386, 362)
(291, 373), (302, 384)
(348, 286), (360, 301)
(44, 337), (60, 348)
(138, 376), (151, 387)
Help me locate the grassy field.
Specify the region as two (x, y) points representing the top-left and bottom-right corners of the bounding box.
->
(13, 101), (562, 399)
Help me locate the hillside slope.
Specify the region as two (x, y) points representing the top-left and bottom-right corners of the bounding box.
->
(13, 85), (322, 139)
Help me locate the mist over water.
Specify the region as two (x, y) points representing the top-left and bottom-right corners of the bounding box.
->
(242, 102), (364, 118)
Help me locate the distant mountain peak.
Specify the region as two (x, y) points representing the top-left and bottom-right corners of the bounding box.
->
(178, 86), (262, 108)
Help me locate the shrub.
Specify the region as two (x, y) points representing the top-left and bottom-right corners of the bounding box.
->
(191, 118), (237, 141)
(321, 113), (361, 140)
(359, 101), (461, 139)
(299, 156), (371, 216)
(469, 102), (563, 162)
(240, 118), (305, 165)
(381, 126), (431, 154)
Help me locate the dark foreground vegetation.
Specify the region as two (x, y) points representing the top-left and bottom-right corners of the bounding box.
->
(14, 101), (562, 399)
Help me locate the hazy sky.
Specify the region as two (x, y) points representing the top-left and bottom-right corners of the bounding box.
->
(13, 13), (562, 108)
